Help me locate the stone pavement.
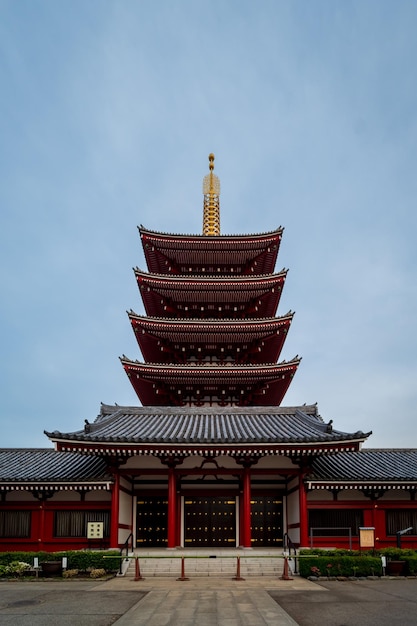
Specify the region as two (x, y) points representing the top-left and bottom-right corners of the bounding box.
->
(0, 576), (317, 625)
(102, 575), (314, 625)
(4, 575), (417, 626)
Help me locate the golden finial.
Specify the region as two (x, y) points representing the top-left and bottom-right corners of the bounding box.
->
(202, 153), (220, 236)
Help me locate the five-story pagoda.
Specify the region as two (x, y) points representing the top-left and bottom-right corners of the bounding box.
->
(48, 155), (370, 550)
(121, 153), (300, 407)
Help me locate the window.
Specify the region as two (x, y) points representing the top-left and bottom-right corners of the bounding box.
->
(54, 511), (110, 538)
(386, 510), (417, 535)
(308, 509), (363, 537)
(0, 511), (31, 537)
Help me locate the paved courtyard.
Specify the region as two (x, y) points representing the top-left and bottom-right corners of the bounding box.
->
(1, 577), (417, 625)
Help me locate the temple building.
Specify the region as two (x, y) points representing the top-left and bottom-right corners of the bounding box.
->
(1, 155), (417, 552)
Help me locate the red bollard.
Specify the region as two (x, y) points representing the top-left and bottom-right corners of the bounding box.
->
(232, 556), (245, 581)
(280, 556), (293, 581)
(134, 557), (144, 581)
(176, 557), (189, 581)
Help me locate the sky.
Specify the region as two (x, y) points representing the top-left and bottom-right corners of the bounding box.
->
(1, 0), (417, 449)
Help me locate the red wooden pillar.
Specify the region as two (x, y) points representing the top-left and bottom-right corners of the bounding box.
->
(167, 466), (177, 548)
(38, 503), (45, 550)
(110, 473), (120, 549)
(372, 503), (385, 547)
(299, 472), (309, 548)
(242, 465), (252, 548)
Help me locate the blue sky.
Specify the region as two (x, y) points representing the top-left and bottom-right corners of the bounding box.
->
(1, 0), (416, 448)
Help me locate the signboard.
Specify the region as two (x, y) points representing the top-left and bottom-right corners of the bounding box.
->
(87, 521), (104, 539)
(359, 527), (375, 549)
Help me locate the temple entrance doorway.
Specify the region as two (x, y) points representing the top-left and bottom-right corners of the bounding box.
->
(250, 496), (283, 546)
(136, 496), (168, 547)
(184, 496), (236, 547)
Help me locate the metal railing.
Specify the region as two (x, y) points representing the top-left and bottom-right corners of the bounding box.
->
(119, 533), (133, 574)
(283, 533), (298, 574)
(106, 552), (294, 581)
(309, 527), (353, 550)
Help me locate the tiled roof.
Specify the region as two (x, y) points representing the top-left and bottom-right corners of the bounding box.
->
(308, 449), (417, 484)
(139, 227), (283, 275)
(0, 449), (112, 485)
(134, 269), (287, 319)
(45, 404), (370, 447)
(120, 358), (300, 407)
(139, 226), (284, 241)
(129, 313), (293, 365)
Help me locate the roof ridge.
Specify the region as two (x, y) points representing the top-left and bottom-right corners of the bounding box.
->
(139, 226), (284, 238)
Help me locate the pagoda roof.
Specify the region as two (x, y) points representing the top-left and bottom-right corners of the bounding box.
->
(120, 357), (300, 406)
(139, 226), (283, 275)
(128, 312), (294, 364)
(45, 404), (371, 457)
(307, 449), (417, 490)
(0, 448), (112, 491)
(135, 269), (286, 318)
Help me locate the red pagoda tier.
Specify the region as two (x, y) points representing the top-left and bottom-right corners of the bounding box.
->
(139, 226), (283, 275)
(120, 358), (300, 406)
(128, 312), (294, 364)
(122, 155), (300, 408)
(134, 269), (287, 319)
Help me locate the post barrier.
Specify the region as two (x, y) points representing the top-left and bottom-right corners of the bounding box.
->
(176, 556), (189, 581)
(105, 552), (308, 581)
(280, 556), (293, 581)
(232, 556), (245, 581)
(134, 557), (144, 581)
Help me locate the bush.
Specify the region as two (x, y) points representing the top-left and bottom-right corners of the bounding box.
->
(298, 548), (417, 579)
(402, 556), (417, 575)
(64, 550), (120, 573)
(0, 551), (120, 575)
(89, 568), (106, 579)
(0, 561), (31, 578)
(62, 569), (79, 578)
(299, 555), (383, 578)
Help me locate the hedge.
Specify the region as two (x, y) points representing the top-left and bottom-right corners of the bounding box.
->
(298, 555), (383, 578)
(297, 548), (417, 578)
(0, 550), (120, 573)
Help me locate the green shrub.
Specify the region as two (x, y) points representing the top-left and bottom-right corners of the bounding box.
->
(403, 556), (417, 575)
(64, 550), (120, 572)
(0, 551), (120, 574)
(380, 547), (415, 560)
(0, 561), (31, 578)
(299, 555), (383, 578)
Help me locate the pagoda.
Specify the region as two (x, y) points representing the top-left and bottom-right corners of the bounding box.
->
(4, 155), (417, 556)
(121, 154), (300, 408)
(44, 155), (370, 551)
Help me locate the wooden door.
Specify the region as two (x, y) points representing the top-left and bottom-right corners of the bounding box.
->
(251, 496), (283, 546)
(136, 496), (168, 547)
(184, 496), (236, 546)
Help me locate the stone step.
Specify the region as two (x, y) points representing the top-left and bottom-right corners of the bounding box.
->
(123, 555), (288, 578)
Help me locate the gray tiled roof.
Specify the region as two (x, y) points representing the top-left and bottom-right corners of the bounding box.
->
(45, 404), (370, 446)
(309, 449), (417, 483)
(0, 449), (111, 484)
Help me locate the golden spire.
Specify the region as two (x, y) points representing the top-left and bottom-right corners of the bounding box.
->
(202, 153), (220, 236)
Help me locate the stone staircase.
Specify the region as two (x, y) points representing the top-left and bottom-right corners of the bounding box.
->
(121, 549), (292, 579)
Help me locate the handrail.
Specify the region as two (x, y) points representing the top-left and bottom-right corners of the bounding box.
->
(119, 533), (133, 574)
(283, 532), (297, 555)
(283, 533), (298, 574)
